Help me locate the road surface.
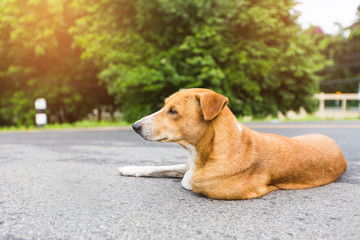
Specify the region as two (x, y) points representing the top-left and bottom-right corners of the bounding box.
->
(0, 122), (360, 239)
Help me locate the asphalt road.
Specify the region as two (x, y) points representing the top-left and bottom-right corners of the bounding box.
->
(0, 122), (360, 240)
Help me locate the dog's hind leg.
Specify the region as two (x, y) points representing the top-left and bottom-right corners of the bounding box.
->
(119, 164), (186, 178)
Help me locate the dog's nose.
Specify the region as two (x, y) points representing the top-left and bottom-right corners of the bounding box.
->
(132, 122), (142, 134)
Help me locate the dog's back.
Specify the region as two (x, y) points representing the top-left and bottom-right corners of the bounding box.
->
(253, 131), (347, 190)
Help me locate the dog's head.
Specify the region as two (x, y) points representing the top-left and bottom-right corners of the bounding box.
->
(132, 88), (228, 147)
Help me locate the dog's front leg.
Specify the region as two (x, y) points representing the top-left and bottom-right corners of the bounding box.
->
(118, 164), (187, 178)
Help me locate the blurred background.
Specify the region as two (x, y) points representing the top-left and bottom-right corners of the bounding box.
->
(0, 0), (359, 128)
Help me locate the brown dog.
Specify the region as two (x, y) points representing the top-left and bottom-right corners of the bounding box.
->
(119, 88), (347, 200)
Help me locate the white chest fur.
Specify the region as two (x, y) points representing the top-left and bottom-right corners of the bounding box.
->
(181, 145), (196, 190)
(237, 121), (242, 132)
(180, 121), (240, 190)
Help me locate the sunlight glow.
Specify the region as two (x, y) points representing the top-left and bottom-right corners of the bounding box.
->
(295, 0), (359, 34)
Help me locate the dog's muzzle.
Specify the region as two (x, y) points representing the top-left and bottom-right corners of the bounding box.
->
(132, 112), (160, 141)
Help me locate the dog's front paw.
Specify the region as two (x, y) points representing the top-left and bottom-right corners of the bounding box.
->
(118, 166), (143, 177)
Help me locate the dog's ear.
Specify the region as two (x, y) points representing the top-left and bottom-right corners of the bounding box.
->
(196, 92), (229, 121)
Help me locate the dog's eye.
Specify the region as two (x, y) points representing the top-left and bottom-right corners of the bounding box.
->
(168, 108), (177, 115)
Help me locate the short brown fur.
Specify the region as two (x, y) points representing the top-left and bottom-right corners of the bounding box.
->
(135, 89), (347, 200)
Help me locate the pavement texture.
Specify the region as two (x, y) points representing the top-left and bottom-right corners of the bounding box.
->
(0, 122), (360, 240)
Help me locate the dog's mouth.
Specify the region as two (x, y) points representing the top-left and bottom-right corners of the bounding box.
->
(154, 137), (179, 143)
(142, 135), (168, 142)
(156, 138), (169, 142)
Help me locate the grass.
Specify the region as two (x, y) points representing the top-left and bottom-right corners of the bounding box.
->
(1, 115), (359, 132)
(0, 120), (130, 132)
(281, 115), (360, 122)
(238, 114), (360, 123)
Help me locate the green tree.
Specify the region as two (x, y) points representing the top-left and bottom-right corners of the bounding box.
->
(71, 0), (328, 122)
(0, 0), (113, 126)
(319, 5), (360, 93)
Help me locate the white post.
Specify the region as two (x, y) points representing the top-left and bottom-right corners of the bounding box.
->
(341, 96), (347, 112)
(35, 98), (47, 127)
(358, 82), (360, 111)
(318, 92), (325, 115)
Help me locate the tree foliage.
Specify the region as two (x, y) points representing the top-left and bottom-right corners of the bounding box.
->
(318, 5), (360, 93)
(0, 0), (113, 126)
(1, 0), (338, 125)
(70, 0), (328, 121)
